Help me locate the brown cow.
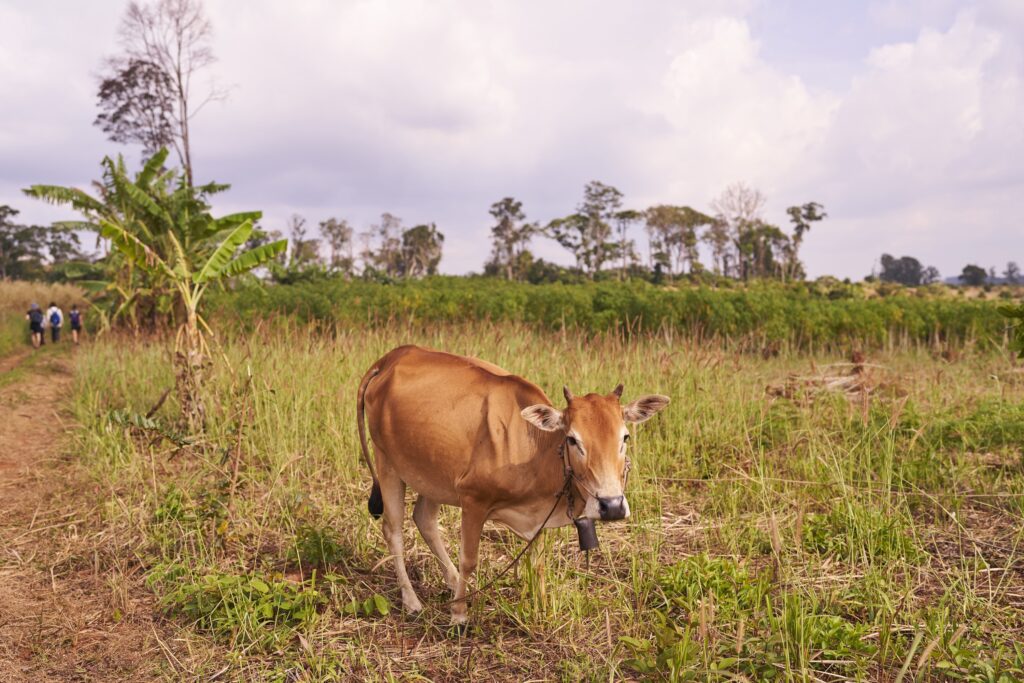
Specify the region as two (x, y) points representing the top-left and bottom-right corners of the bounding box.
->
(357, 345), (669, 623)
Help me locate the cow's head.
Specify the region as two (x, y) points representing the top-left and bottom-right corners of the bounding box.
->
(521, 385), (669, 521)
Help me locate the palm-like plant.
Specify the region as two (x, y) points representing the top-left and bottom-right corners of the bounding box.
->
(25, 148), (286, 430)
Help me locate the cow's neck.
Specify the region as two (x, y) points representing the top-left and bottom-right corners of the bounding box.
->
(532, 429), (576, 524)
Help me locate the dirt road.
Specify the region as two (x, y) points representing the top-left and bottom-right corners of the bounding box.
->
(0, 347), (170, 681)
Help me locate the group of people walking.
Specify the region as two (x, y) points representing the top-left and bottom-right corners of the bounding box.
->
(26, 302), (83, 349)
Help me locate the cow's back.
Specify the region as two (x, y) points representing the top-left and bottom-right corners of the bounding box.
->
(363, 346), (550, 505)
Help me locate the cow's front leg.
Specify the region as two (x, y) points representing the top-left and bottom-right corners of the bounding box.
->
(451, 502), (487, 624)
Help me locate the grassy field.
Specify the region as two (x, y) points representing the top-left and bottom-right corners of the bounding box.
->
(62, 318), (1024, 681)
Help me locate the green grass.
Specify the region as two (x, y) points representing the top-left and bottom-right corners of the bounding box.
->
(68, 322), (1024, 681)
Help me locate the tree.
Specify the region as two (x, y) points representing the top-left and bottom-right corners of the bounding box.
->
(0, 206), (43, 280)
(1004, 261), (1020, 285)
(710, 182), (766, 279)
(613, 209), (642, 280)
(94, 59), (175, 157)
(287, 215), (322, 267)
(320, 217), (354, 275)
(922, 266), (941, 285)
(487, 198), (536, 280)
(97, 0), (221, 185)
(399, 224), (444, 277)
(362, 213), (403, 277)
(878, 254), (927, 286)
(644, 205), (714, 277)
(547, 181), (623, 277)
(736, 221), (791, 279)
(703, 218), (731, 276)
(0, 206), (86, 280)
(784, 202), (826, 280)
(959, 264), (988, 286)
(25, 148), (286, 430)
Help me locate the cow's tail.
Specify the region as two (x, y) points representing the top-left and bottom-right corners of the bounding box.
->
(357, 363), (383, 519)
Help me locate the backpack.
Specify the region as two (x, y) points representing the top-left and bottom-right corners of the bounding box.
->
(29, 309), (43, 325)
(70, 310), (81, 326)
(50, 311), (60, 326)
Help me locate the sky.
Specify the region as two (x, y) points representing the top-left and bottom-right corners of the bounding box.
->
(1, 0), (1022, 279)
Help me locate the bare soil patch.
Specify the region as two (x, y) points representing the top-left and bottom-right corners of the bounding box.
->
(0, 349), (174, 682)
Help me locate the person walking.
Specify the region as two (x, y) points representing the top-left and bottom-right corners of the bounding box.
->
(26, 303), (43, 349)
(69, 304), (83, 345)
(46, 301), (63, 343)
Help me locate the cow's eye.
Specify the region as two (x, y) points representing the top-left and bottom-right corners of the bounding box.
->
(566, 436), (578, 448)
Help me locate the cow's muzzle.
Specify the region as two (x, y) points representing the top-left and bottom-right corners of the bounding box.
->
(597, 495), (627, 521)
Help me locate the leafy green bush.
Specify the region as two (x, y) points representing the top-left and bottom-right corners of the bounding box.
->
(212, 277), (1008, 351)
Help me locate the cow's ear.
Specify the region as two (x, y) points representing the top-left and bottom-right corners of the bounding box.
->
(623, 395), (670, 423)
(521, 404), (564, 431)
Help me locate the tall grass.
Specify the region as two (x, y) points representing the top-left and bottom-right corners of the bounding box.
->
(0, 280), (86, 357)
(68, 321), (1024, 680)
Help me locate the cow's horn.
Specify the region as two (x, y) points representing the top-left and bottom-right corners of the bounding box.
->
(563, 386), (574, 403)
(612, 383), (624, 398)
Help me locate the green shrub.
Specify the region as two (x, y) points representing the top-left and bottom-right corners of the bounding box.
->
(147, 563), (325, 650)
(211, 277), (1008, 351)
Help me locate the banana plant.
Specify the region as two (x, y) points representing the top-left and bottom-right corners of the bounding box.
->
(25, 148), (286, 430)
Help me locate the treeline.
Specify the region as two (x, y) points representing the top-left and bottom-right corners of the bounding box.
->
(212, 277), (1008, 351)
(269, 182), (826, 284)
(0, 205), (93, 281)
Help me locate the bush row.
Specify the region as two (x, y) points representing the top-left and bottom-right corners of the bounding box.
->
(211, 277), (1010, 350)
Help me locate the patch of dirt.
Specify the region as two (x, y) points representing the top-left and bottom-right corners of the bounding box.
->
(0, 349), (176, 682)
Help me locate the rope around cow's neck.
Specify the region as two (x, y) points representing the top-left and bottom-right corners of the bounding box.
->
(439, 477), (571, 610)
(440, 441), (576, 610)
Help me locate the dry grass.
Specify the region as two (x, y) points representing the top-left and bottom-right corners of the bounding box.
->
(0, 280), (86, 313)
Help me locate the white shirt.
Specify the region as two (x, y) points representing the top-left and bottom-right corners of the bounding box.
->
(45, 306), (63, 327)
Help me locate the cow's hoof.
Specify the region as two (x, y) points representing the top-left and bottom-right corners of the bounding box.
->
(402, 591), (423, 614)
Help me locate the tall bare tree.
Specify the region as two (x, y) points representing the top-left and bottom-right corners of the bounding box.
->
(97, 0), (220, 185)
(710, 183), (766, 279)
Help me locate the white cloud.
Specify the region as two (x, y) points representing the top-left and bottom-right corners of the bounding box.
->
(1, 1), (1021, 278)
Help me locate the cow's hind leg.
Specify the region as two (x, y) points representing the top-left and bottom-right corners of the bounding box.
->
(378, 466), (422, 613)
(413, 495), (459, 591)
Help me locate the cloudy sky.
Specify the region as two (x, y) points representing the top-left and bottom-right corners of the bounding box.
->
(1, 0), (1022, 278)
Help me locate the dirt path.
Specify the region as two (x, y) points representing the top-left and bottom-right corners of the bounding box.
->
(0, 348), (171, 681)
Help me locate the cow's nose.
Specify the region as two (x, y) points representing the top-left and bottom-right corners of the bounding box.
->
(598, 495), (626, 521)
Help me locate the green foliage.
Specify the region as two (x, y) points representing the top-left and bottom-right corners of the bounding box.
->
(147, 564), (325, 650)
(340, 593), (391, 618)
(215, 277), (1010, 351)
(801, 505), (923, 564)
(626, 555), (874, 680)
(923, 399), (1024, 453)
(24, 150), (285, 335)
(290, 524), (350, 569)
